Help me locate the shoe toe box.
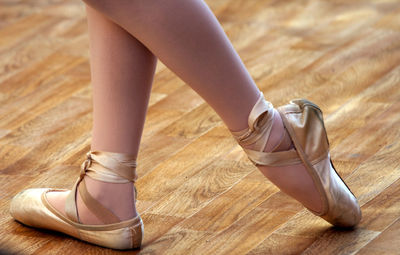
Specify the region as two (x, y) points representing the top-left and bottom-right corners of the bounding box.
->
(10, 188), (54, 228)
(330, 196), (362, 228)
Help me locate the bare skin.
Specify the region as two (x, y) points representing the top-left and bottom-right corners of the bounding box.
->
(47, 0), (322, 225)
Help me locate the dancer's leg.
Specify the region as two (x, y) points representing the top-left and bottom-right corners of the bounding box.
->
(46, 5), (157, 224)
(80, 0), (322, 212)
(82, 0), (260, 132)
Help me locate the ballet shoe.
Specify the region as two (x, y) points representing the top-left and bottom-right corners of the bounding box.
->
(10, 150), (143, 250)
(230, 92), (361, 227)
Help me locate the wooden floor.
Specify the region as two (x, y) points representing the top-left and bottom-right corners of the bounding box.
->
(1, 0), (400, 254)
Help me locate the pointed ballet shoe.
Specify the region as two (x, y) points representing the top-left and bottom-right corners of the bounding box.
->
(10, 151), (143, 250)
(230, 92), (361, 228)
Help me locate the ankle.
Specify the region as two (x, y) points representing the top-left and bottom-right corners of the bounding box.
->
(83, 176), (137, 220)
(241, 108), (293, 153)
(266, 109), (294, 152)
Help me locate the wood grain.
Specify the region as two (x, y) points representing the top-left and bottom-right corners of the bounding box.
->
(1, 0), (400, 254)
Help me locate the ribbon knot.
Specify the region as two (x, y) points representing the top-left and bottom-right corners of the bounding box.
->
(80, 152), (92, 177)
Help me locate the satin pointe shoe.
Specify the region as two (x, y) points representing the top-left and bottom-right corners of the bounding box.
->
(10, 151), (143, 250)
(230, 92), (361, 227)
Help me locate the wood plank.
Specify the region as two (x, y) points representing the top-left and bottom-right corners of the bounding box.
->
(360, 178), (400, 232)
(1, 0), (400, 254)
(147, 149), (257, 218)
(302, 228), (380, 255)
(137, 126), (237, 211)
(180, 168), (279, 232)
(357, 218), (400, 254)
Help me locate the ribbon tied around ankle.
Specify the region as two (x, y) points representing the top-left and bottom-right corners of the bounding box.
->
(65, 150), (139, 224)
(80, 151), (92, 178)
(230, 92), (275, 148)
(79, 151), (138, 184)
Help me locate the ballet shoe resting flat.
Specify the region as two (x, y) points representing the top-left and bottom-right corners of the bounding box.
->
(10, 151), (143, 250)
(9, 93), (361, 251)
(230, 92), (361, 227)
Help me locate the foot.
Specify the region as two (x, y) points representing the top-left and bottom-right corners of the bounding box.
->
(242, 109), (323, 213)
(46, 176), (137, 225)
